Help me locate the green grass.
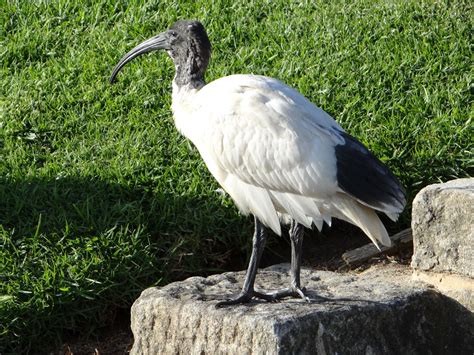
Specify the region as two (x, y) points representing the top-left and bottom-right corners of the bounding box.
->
(1, 0), (472, 352)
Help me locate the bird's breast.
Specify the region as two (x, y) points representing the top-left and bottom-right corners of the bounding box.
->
(171, 83), (205, 143)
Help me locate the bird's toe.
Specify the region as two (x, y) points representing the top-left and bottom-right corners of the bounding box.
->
(269, 286), (311, 302)
(215, 289), (278, 307)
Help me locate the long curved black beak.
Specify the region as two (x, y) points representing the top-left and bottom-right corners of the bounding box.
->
(110, 31), (171, 84)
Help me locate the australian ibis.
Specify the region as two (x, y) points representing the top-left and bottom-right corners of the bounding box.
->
(110, 20), (406, 306)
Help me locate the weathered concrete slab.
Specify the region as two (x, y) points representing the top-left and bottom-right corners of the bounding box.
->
(130, 264), (474, 354)
(411, 178), (474, 277)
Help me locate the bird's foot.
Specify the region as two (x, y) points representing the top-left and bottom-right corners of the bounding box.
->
(268, 286), (310, 302)
(215, 289), (276, 307)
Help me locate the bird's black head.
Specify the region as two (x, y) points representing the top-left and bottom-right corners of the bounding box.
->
(110, 20), (211, 88)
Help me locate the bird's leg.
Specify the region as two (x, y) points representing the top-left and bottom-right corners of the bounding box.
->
(216, 216), (275, 306)
(269, 220), (310, 301)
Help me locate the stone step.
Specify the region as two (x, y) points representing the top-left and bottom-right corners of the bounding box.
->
(411, 178), (474, 311)
(130, 264), (474, 354)
(411, 178), (473, 277)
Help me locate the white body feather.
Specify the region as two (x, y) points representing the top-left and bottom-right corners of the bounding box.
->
(171, 74), (393, 248)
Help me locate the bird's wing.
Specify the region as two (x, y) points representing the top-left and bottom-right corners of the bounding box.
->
(178, 74), (404, 240)
(193, 75), (344, 199)
(174, 74), (406, 245)
(192, 75), (405, 216)
(334, 132), (406, 217)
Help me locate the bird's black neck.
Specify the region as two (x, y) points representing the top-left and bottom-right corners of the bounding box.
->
(172, 47), (208, 90)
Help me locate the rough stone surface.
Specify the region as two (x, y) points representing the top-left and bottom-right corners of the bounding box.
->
(412, 270), (474, 312)
(130, 264), (474, 354)
(411, 178), (474, 277)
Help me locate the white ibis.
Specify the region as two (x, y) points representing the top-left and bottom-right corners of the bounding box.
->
(110, 20), (406, 306)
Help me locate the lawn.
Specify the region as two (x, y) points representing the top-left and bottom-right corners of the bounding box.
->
(1, 0), (472, 352)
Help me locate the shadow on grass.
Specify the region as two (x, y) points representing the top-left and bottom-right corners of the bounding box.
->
(0, 176), (250, 353)
(0, 176), (409, 352)
(0, 176), (243, 240)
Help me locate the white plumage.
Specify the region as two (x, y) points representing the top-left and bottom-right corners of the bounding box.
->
(110, 20), (406, 305)
(172, 74), (395, 247)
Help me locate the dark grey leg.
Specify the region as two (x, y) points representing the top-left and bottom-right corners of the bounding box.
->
(269, 220), (310, 301)
(216, 216), (275, 307)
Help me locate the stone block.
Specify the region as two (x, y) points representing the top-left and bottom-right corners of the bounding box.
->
(411, 178), (474, 277)
(130, 264), (474, 354)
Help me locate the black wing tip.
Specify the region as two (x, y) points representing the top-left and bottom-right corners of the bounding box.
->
(335, 132), (407, 213)
(386, 182), (407, 212)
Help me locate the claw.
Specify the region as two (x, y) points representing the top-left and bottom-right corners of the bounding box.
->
(215, 290), (276, 307)
(269, 286), (311, 302)
(215, 286), (311, 307)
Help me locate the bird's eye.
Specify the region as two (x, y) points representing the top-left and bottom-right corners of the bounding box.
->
(167, 31), (178, 43)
